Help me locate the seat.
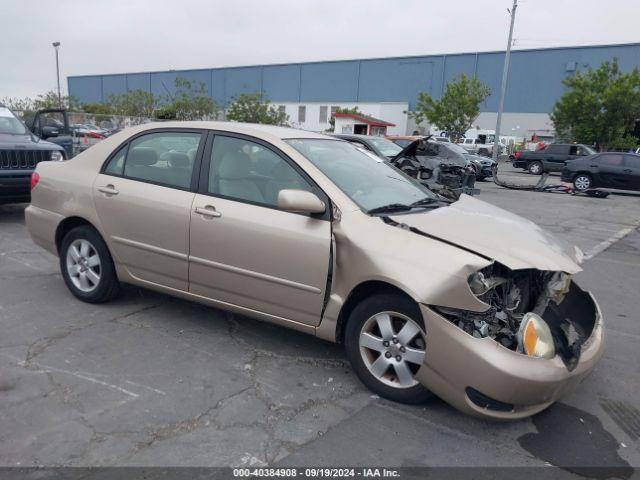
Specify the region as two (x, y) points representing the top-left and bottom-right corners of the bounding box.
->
(125, 147), (159, 182)
(160, 151), (192, 188)
(264, 161), (308, 205)
(215, 150), (264, 203)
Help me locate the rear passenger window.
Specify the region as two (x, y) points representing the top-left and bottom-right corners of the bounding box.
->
(122, 132), (201, 189)
(624, 155), (640, 168)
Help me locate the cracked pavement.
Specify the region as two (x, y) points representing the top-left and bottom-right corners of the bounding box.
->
(1, 167), (640, 473)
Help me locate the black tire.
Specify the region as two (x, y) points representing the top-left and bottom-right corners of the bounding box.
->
(573, 173), (593, 192)
(345, 293), (432, 404)
(528, 161), (543, 175)
(59, 225), (120, 303)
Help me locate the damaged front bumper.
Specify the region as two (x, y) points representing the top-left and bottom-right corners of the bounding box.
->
(415, 284), (604, 420)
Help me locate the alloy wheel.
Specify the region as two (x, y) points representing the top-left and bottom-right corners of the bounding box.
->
(359, 311), (426, 389)
(529, 162), (542, 174)
(66, 239), (101, 292)
(574, 175), (591, 191)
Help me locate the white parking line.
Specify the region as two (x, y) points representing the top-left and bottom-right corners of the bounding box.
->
(584, 224), (640, 260)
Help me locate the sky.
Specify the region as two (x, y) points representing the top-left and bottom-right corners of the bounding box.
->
(2, 0), (639, 99)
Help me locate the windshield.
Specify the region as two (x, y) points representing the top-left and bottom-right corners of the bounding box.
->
(446, 142), (468, 155)
(0, 107), (28, 135)
(285, 139), (438, 212)
(366, 137), (403, 157)
(582, 145), (597, 155)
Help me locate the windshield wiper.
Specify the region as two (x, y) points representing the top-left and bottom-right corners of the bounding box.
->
(410, 197), (450, 207)
(367, 203), (413, 214)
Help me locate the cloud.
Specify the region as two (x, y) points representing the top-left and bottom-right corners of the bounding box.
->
(1, 0), (638, 98)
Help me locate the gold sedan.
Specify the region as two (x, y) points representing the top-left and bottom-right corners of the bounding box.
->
(26, 122), (603, 419)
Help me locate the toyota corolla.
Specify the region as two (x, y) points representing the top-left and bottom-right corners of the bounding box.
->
(25, 122), (603, 419)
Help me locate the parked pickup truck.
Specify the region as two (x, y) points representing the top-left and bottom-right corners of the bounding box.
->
(513, 143), (597, 174)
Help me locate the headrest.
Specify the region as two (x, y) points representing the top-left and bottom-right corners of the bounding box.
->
(128, 147), (157, 167)
(187, 148), (198, 161)
(270, 161), (299, 181)
(162, 151), (190, 168)
(218, 150), (251, 180)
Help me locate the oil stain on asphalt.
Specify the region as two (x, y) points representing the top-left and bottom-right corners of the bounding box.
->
(518, 403), (634, 480)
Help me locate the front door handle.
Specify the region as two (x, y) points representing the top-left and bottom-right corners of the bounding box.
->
(98, 184), (119, 195)
(194, 205), (222, 218)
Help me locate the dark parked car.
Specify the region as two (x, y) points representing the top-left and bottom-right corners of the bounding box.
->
(561, 152), (640, 192)
(0, 105), (66, 204)
(330, 134), (403, 160)
(514, 143), (596, 174)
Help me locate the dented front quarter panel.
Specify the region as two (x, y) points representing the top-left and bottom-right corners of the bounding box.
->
(316, 208), (493, 341)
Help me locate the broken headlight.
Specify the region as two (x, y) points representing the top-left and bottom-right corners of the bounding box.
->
(517, 312), (555, 359)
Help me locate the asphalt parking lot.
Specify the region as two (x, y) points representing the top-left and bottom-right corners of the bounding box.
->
(1, 163), (639, 476)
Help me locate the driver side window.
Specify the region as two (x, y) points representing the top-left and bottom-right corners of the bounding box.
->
(209, 136), (313, 207)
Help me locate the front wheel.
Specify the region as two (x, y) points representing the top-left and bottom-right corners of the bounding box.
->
(60, 225), (120, 303)
(573, 173), (593, 192)
(528, 161), (543, 175)
(345, 294), (432, 404)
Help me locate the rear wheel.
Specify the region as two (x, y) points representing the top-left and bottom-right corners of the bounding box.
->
(60, 225), (120, 303)
(528, 161), (543, 175)
(345, 294), (431, 404)
(573, 173), (592, 192)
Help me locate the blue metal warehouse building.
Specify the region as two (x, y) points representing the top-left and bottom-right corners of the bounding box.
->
(68, 42), (640, 137)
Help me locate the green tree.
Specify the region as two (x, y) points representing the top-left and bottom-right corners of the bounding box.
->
(2, 91), (79, 113)
(81, 103), (113, 115)
(33, 90), (79, 110)
(160, 77), (217, 120)
(409, 74), (491, 141)
(1, 96), (34, 112)
(551, 59), (640, 150)
(226, 93), (288, 126)
(105, 89), (157, 118)
(328, 106), (363, 132)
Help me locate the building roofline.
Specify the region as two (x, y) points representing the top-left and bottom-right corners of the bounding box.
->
(67, 42), (640, 79)
(333, 112), (395, 127)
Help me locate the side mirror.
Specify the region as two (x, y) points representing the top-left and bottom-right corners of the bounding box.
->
(278, 189), (326, 214)
(41, 126), (59, 138)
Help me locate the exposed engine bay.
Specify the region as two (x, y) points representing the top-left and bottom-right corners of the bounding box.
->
(435, 263), (598, 371)
(390, 138), (477, 200)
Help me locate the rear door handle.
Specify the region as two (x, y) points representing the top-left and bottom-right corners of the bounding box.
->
(194, 205), (222, 218)
(98, 184), (119, 195)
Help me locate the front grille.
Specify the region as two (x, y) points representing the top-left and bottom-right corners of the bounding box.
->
(0, 150), (51, 170)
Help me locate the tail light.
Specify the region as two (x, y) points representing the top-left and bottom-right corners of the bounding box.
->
(514, 151), (521, 160)
(87, 131), (105, 139)
(30, 172), (40, 191)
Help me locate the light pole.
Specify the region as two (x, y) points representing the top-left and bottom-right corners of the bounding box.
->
(492, 0), (518, 162)
(52, 41), (61, 108)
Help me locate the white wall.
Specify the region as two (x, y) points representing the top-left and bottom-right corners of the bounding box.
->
(412, 112), (555, 142)
(271, 102), (408, 135)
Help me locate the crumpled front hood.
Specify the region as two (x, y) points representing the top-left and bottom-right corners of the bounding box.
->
(389, 194), (582, 273)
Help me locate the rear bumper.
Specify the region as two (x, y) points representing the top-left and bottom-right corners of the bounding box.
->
(25, 205), (64, 256)
(0, 173), (31, 204)
(416, 291), (604, 420)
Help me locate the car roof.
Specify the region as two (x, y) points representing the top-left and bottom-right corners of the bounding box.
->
(125, 121), (332, 141)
